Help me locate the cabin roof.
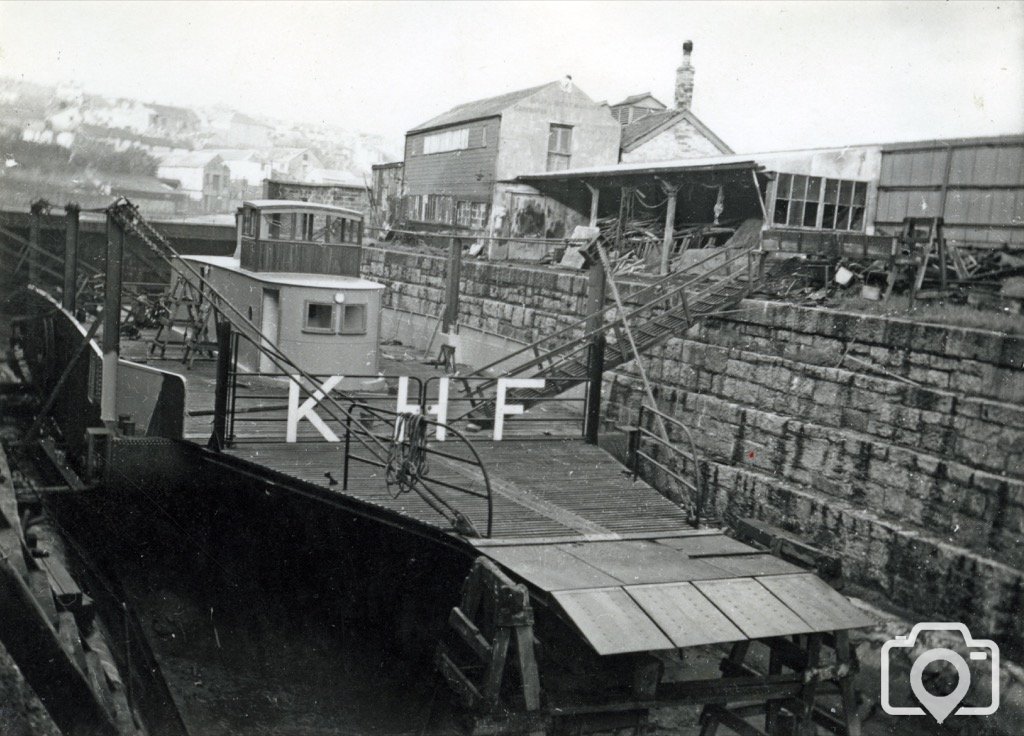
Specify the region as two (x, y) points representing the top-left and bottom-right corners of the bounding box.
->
(182, 255), (384, 290)
(242, 199), (363, 219)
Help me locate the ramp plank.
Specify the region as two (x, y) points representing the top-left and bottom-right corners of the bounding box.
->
(480, 545), (620, 591)
(558, 541), (728, 584)
(625, 582), (746, 647)
(757, 574), (875, 631)
(699, 554), (804, 577)
(655, 535), (758, 557)
(552, 587), (674, 655)
(694, 578), (816, 639)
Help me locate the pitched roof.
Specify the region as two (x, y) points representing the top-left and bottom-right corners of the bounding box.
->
(620, 109), (733, 154)
(408, 82), (553, 133)
(200, 148), (260, 161)
(610, 92), (666, 109)
(157, 150), (223, 168)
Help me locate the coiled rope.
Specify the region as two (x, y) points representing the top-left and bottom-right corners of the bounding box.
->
(386, 413), (430, 496)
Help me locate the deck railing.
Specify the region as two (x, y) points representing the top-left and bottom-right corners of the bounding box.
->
(206, 329), (494, 537)
(627, 403), (708, 527)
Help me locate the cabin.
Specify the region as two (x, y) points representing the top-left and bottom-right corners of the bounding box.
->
(181, 200), (384, 377)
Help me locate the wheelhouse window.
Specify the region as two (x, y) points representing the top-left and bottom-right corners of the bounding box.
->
(340, 304), (367, 335)
(303, 302), (335, 333)
(547, 124), (572, 171)
(242, 209), (256, 237)
(267, 212), (298, 240)
(772, 174), (868, 231)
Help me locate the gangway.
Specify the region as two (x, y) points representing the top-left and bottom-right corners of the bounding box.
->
(453, 237), (790, 423)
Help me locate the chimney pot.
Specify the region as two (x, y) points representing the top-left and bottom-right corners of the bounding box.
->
(675, 40), (696, 110)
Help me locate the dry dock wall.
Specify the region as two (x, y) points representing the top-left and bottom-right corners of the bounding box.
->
(362, 244), (1024, 655)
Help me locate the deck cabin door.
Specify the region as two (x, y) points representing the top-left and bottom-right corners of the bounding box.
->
(259, 289), (280, 373)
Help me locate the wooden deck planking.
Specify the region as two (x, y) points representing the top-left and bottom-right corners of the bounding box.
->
(121, 336), (695, 540)
(225, 439), (690, 539)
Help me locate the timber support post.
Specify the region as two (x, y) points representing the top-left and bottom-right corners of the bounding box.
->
(583, 236), (607, 444)
(660, 182), (680, 276)
(443, 236), (462, 334)
(584, 335), (605, 444)
(209, 319), (233, 451)
(586, 183), (600, 227)
(100, 211), (125, 428)
(63, 203), (80, 313)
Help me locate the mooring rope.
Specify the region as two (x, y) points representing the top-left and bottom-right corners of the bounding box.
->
(386, 413), (430, 496)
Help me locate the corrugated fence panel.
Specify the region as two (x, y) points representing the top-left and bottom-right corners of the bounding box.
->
(875, 137), (1024, 246)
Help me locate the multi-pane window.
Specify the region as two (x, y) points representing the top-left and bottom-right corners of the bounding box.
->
(772, 174), (867, 231)
(426, 194), (455, 224)
(455, 201), (490, 229)
(547, 124), (572, 171)
(423, 128), (470, 154)
(469, 202), (488, 229)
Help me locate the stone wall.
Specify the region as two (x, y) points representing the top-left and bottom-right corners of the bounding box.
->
(361, 243), (1024, 654)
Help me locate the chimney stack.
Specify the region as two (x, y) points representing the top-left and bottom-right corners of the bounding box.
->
(675, 40), (695, 110)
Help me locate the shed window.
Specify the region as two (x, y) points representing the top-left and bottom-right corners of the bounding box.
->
(304, 302), (335, 333)
(773, 174), (868, 231)
(340, 304), (367, 335)
(547, 124), (572, 171)
(423, 128), (470, 154)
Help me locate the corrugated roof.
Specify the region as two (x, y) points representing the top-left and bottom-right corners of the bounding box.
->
(408, 82), (553, 133)
(516, 153), (760, 181)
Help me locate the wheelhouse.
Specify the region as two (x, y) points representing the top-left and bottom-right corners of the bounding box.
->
(236, 199), (364, 277)
(179, 200), (383, 377)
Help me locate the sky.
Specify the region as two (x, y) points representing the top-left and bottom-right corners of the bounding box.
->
(0, 1), (1021, 154)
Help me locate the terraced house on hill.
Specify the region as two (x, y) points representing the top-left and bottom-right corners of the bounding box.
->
(400, 78), (621, 239)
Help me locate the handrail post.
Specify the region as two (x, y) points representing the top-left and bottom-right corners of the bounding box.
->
(63, 203), (80, 312)
(227, 332), (239, 444)
(630, 405), (645, 480)
(343, 412), (353, 491)
(209, 319), (232, 451)
(583, 334), (605, 444)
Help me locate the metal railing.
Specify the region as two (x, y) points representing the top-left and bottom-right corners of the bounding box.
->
(106, 199), (495, 538)
(447, 244), (761, 424)
(627, 403), (708, 528)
